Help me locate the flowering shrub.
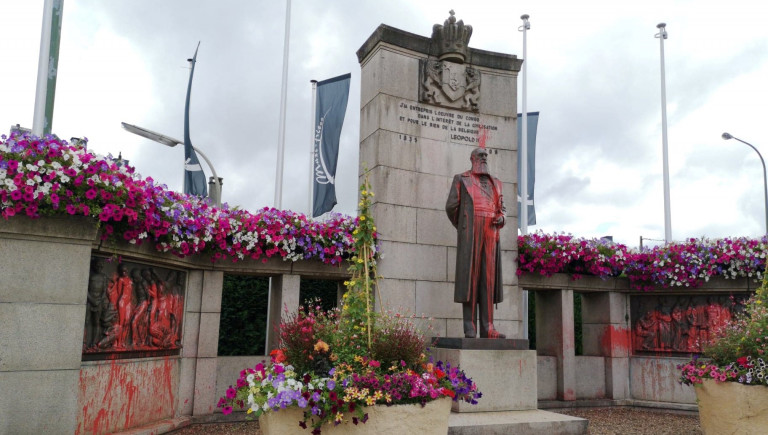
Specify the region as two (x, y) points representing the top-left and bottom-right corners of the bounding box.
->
(219, 353), (479, 434)
(0, 133), (359, 263)
(218, 179), (480, 433)
(518, 232), (768, 290)
(679, 266), (768, 387)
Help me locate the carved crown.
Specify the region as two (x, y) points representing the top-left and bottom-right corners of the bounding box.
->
(431, 10), (473, 63)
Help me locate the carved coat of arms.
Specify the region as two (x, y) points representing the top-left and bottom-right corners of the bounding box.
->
(420, 59), (480, 112)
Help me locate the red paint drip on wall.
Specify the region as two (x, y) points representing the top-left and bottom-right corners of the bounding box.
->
(77, 358), (179, 434)
(476, 124), (489, 149)
(601, 325), (631, 356)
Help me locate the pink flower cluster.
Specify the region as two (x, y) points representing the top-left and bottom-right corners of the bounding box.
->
(0, 133), (358, 264)
(678, 355), (767, 386)
(518, 232), (768, 290)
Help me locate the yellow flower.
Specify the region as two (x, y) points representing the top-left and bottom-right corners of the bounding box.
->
(370, 192), (374, 196)
(357, 258), (363, 263)
(360, 216), (366, 221)
(353, 229), (359, 234)
(366, 397), (376, 406)
(362, 190), (368, 195)
(335, 412), (344, 423)
(373, 226), (376, 231)
(359, 202), (364, 207)
(343, 281), (349, 286)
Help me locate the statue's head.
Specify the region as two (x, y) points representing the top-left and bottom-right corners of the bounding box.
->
(470, 147), (489, 175)
(117, 264), (128, 276)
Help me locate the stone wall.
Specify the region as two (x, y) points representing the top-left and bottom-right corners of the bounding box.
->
(0, 215), (348, 434)
(522, 273), (754, 407)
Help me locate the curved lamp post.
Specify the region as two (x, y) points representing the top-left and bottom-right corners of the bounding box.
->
(121, 122), (222, 207)
(722, 132), (768, 234)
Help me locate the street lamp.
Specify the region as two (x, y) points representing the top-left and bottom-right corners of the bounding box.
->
(722, 132), (768, 234)
(121, 122), (222, 207)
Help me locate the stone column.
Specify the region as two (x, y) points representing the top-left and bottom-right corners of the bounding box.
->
(535, 289), (576, 401)
(265, 274), (301, 351)
(581, 291), (630, 399)
(357, 20), (523, 338)
(0, 216), (97, 434)
(191, 270), (224, 415)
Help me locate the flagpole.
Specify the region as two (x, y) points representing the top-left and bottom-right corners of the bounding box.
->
(309, 79), (318, 216)
(33, 0), (64, 136)
(274, 0), (292, 209)
(656, 23), (672, 243)
(519, 14), (530, 235)
(519, 14), (531, 342)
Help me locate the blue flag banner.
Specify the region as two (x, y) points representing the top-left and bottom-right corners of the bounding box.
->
(312, 73), (351, 217)
(517, 112), (539, 227)
(183, 43), (208, 198)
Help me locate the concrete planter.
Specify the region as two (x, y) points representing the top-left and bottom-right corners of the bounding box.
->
(259, 397), (451, 435)
(695, 379), (768, 434)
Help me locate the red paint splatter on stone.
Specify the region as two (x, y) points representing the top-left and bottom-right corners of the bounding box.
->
(476, 124), (489, 149)
(601, 325), (631, 356)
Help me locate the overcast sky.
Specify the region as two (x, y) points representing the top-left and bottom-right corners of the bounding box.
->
(2, 0), (767, 247)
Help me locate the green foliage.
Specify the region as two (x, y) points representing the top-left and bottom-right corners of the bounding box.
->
(300, 279), (339, 312)
(703, 264), (768, 365)
(575, 293), (583, 356)
(217, 275), (269, 356)
(337, 177), (379, 353)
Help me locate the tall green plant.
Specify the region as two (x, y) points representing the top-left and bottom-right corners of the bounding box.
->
(338, 176), (378, 353)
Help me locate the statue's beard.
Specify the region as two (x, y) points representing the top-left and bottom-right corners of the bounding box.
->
(471, 160), (489, 175)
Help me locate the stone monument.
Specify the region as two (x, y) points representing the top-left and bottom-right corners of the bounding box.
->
(356, 9), (521, 339)
(357, 12), (586, 433)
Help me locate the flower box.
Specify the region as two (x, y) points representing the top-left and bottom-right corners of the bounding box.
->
(259, 397), (451, 435)
(695, 379), (768, 434)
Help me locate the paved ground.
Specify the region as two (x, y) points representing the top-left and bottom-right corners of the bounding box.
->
(170, 407), (702, 434)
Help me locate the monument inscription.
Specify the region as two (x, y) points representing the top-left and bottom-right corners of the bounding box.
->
(396, 100), (499, 145)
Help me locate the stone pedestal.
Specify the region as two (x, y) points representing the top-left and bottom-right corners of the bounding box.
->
(431, 339), (537, 412)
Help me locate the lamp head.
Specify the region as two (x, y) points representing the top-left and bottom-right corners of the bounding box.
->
(722, 132), (733, 140)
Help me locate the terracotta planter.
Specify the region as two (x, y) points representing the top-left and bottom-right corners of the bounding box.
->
(695, 379), (768, 434)
(259, 397), (451, 435)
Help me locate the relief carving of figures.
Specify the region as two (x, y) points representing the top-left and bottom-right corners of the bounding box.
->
(85, 258), (107, 350)
(631, 294), (746, 354)
(420, 59), (480, 112)
(82, 258), (186, 358)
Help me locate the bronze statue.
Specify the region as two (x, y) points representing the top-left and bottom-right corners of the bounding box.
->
(446, 147), (506, 338)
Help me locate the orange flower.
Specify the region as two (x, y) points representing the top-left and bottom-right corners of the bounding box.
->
(270, 348), (287, 363)
(314, 340), (329, 353)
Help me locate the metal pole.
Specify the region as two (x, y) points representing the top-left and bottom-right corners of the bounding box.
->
(722, 133), (768, 234)
(274, 0), (291, 209)
(519, 14), (530, 236)
(519, 14), (530, 342)
(32, 0), (53, 135)
(309, 80), (318, 216)
(656, 23), (672, 243)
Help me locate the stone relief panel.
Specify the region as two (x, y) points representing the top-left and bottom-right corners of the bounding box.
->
(419, 59), (480, 112)
(83, 256), (185, 360)
(631, 294), (747, 355)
